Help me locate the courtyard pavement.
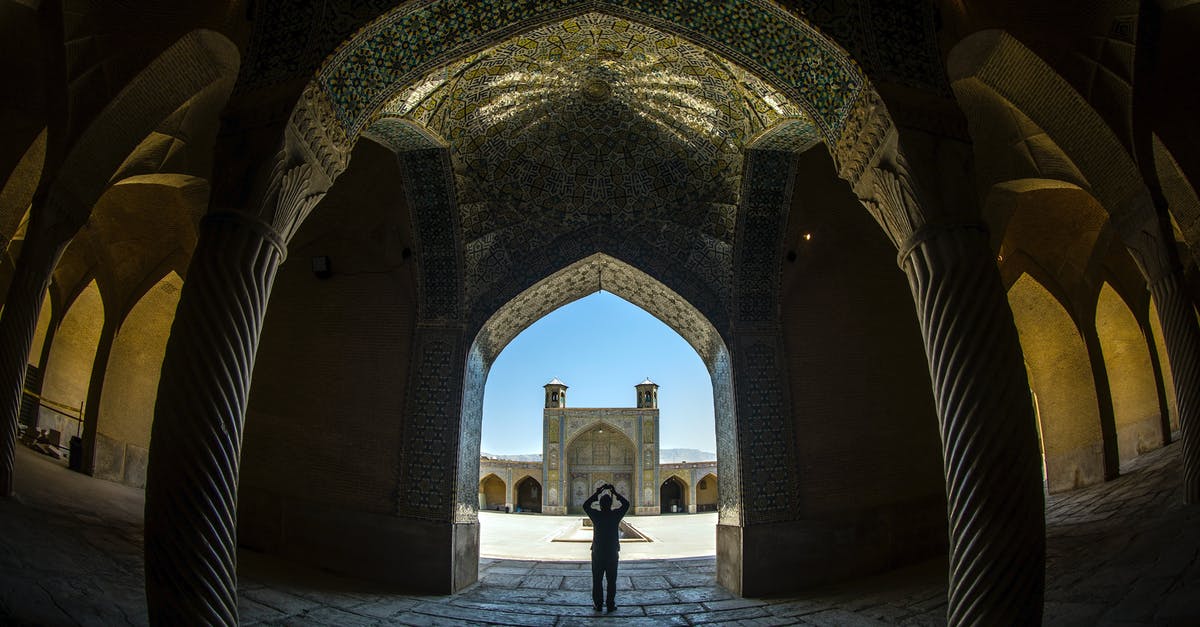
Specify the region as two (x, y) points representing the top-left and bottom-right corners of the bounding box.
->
(1, 441), (1199, 625)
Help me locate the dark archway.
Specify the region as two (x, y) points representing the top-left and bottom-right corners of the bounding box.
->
(515, 476), (540, 513)
(660, 476), (686, 514)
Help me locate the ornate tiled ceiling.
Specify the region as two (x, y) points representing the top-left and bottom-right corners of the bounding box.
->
(375, 13), (813, 316)
(315, 1), (864, 142)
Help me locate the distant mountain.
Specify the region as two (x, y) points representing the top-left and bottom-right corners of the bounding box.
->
(481, 452), (542, 462)
(659, 448), (716, 463)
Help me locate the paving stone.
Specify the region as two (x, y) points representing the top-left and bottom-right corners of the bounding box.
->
(293, 606), (381, 626)
(630, 574), (671, 589)
(409, 601), (557, 625)
(672, 585), (735, 603)
(703, 596), (769, 611)
(798, 608), (893, 626)
(687, 605), (772, 623)
(238, 597), (287, 625)
(242, 587), (324, 615)
(558, 615), (688, 626)
(519, 574), (563, 589)
(643, 602), (702, 616)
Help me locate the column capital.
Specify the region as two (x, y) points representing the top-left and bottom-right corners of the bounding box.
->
(245, 145), (329, 245)
(858, 148), (930, 251)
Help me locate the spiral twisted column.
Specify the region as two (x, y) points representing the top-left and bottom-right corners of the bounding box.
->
(0, 226), (66, 497)
(901, 224), (1046, 626)
(1148, 268), (1200, 504)
(144, 211), (284, 625)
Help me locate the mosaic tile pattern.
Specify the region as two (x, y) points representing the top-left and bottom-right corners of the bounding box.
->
(735, 339), (798, 524)
(397, 148), (461, 321)
(729, 149), (799, 524)
(736, 150), (796, 322)
(376, 13), (811, 319)
(398, 335), (462, 519)
(316, 1), (862, 143)
(242, 0), (944, 101)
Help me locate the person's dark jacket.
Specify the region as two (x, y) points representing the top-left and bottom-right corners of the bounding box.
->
(584, 489), (629, 555)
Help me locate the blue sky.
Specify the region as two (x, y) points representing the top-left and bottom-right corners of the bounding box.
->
(481, 291), (716, 455)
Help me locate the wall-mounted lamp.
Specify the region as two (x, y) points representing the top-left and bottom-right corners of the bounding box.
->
(311, 255), (332, 279)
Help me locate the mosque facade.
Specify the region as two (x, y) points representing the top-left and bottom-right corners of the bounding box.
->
(479, 378), (717, 515)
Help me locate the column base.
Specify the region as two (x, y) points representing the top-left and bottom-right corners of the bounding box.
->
(634, 506), (657, 515)
(543, 505), (567, 515)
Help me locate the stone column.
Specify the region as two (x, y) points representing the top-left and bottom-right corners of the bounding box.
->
(901, 223), (1046, 625)
(857, 143), (1046, 624)
(1081, 325), (1121, 480)
(143, 211), (284, 625)
(80, 320), (118, 476)
(0, 218), (67, 497)
(1113, 196), (1200, 503)
(1149, 268), (1200, 503)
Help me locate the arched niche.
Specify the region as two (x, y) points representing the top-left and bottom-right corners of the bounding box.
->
(563, 423), (637, 515)
(1008, 274), (1105, 492)
(1095, 283), (1164, 464)
(697, 473), (718, 512)
(479, 474), (506, 511)
(515, 476), (541, 513)
(1148, 299), (1180, 434)
(660, 476), (687, 514)
(39, 281), (103, 447)
(93, 272), (182, 487)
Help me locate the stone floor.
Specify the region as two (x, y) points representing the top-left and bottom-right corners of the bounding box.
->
(2, 441), (1199, 625)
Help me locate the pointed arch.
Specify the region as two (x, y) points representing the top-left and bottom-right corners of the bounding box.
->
(94, 272), (182, 487)
(1095, 282), (1165, 464)
(1008, 273), (1105, 492)
(514, 475), (541, 513)
(38, 280), (103, 445)
(696, 472), (718, 512)
(478, 473), (506, 510)
(660, 475), (688, 513)
(462, 253), (739, 527)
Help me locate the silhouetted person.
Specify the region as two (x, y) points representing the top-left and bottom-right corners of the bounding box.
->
(583, 483), (629, 612)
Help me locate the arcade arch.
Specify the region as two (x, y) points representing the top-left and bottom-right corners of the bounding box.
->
(660, 476), (687, 514)
(1095, 282), (1165, 464)
(93, 272), (183, 487)
(696, 473), (718, 512)
(1008, 273), (1105, 492)
(38, 280), (103, 445)
(479, 474), (506, 511)
(515, 476), (541, 513)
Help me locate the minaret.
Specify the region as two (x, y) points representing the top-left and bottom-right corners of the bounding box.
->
(635, 377), (658, 409)
(544, 377), (567, 408)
